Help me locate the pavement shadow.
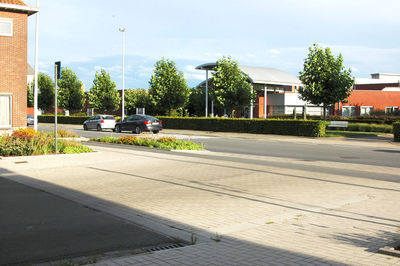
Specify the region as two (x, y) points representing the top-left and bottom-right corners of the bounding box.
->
(1, 167), (350, 265)
(330, 230), (400, 253)
(375, 149), (400, 154)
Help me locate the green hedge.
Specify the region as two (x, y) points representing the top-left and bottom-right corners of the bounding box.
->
(157, 117), (326, 137)
(39, 115), (90, 124)
(394, 122), (400, 142)
(346, 123), (393, 133)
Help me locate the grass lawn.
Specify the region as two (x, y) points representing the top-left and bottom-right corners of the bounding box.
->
(325, 130), (386, 138)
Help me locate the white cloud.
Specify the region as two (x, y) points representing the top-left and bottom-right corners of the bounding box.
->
(267, 49), (281, 55)
(183, 65), (205, 81)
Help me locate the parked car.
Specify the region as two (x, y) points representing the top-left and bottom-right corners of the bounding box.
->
(83, 115), (117, 131)
(114, 114), (162, 134)
(27, 114), (34, 126)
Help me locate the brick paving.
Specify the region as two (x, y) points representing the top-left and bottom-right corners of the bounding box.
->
(1, 137), (400, 265)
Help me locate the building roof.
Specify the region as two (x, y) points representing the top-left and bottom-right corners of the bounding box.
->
(0, 0), (26, 5)
(27, 64), (34, 75)
(355, 77), (400, 85)
(196, 62), (302, 87)
(0, 0), (38, 15)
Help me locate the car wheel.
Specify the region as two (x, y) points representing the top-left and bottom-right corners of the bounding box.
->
(134, 126), (142, 134)
(97, 124), (102, 131)
(114, 125), (121, 133)
(152, 130), (159, 134)
(84, 124), (88, 130)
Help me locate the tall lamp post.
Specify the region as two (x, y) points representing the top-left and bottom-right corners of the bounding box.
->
(119, 27), (126, 120)
(33, 0), (39, 130)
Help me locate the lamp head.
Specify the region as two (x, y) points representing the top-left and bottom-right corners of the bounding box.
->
(119, 27), (126, 32)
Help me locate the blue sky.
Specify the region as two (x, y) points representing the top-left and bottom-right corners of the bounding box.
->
(24, 0), (400, 90)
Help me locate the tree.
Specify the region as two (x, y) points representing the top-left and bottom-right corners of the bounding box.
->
(125, 88), (153, 114)
(209, 56), (254, 114)
(299, 43), (354, 120)
(27, 84), (34, 107)
(38, 73), (55, 112)
(149, 58), (189, 115)
(186, 87), (205, 117)
(57, 68), (85, 112)
(88, 69), (121, 112)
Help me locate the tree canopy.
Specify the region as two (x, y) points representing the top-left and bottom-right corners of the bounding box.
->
(210, 56), (254, 113)
(38, 73), (54, 112)
(88, 69), (121, 112)
(125, 88), (153, 114)
(149, 58), (189, 115)
(57, 68), (85, 112)
(299, 43), (354, 119)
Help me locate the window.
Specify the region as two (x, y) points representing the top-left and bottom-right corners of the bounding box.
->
(342, 106), (355, 117)
(360, 106), (373, 116)
(386, 107), (399, 114)
(0, 18), (13, 37)
(0, 94), (12, 128)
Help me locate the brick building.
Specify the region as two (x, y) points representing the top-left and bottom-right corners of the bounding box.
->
(337, 73), (400, 116)
(0, 0), (37, 130)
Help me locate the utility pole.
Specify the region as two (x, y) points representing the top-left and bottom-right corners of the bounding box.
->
(33, 0), (39, 130)
(54, 61), (61, 153)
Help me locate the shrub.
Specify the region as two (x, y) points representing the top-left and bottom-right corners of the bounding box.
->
(346, 123), (392, 133)
(92, 135), (203, 150)
(38, 115), (90, 124)
(0, 131), (92, 157)
(56, 130), (79, 138)
(11, 128), (39, 140)
(63, 144), (93, 154)
(394, 122), (400, 142)
(156, 117), (326, 137)
(0, 137), (32, 156)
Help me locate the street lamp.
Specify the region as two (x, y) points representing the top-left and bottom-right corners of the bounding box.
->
(33, 0), (39, 130)
(119, 27), (126, 120)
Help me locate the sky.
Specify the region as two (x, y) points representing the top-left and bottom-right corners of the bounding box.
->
(24, 0), (400, 91)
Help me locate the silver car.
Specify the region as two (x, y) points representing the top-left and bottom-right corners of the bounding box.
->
(83, 115), (117, 131)
(27, 114), (34, 126)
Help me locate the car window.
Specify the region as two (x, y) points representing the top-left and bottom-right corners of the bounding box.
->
(143, 115), (157, 121)
(127, 115), (135, 121)
(27, 115), (33, 118)
(104, 116), (115, 120)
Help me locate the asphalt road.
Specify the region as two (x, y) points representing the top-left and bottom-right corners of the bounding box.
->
(0, 176), (172, 265)
(38, 124), (400, 169)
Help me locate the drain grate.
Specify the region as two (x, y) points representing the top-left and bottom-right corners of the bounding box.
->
(144, 243), (184, 253)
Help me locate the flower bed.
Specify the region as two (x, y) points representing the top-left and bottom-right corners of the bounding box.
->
(0, 128), (92, 157)
(91, 136), (203, 150)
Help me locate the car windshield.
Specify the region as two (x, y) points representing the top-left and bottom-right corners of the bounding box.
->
(102, 116), (115, 120)
(27, 115), (33, 118)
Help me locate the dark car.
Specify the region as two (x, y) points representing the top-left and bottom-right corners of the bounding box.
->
(114, 114), (162, 134)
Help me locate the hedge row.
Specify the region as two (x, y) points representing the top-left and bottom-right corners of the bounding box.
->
(38, 115), (90, 124)
(394, 122), (400, 142)
(346, 123), (393, 133)
(157, 117), (326, 137)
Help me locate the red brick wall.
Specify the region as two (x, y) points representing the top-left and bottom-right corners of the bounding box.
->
(0, 10), (28, 128)
(338, 90), (400, 114)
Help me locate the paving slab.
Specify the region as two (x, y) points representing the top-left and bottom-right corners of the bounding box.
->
(0, 176), (172, 265)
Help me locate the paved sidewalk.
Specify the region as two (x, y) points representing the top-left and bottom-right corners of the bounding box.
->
(1, 142), (400, 265)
